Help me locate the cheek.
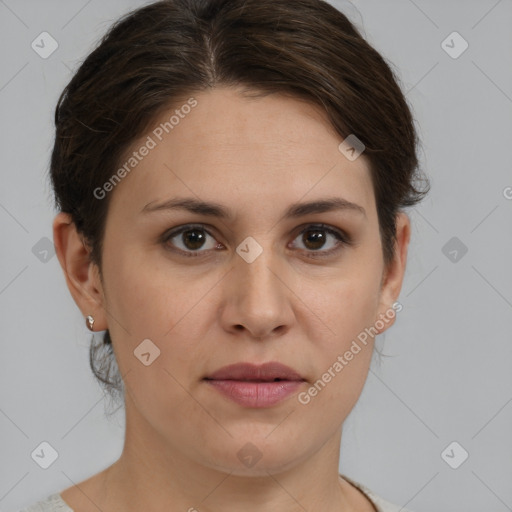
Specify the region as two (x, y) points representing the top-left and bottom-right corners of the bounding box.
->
(297, 266), (381, 405)
(337, 277), (382, 336)
(102, 244), (174, 330)
(302, 264), (382, 347)
(295, 280), (380, 423)
(101, 249), (216, 383)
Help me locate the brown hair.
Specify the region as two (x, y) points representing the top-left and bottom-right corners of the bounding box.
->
(49, 0), (429, 404)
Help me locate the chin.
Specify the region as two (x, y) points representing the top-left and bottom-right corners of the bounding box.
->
(200, 434), (305, 477)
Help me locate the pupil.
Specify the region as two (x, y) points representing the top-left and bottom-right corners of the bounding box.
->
(304, 229), (325, 250)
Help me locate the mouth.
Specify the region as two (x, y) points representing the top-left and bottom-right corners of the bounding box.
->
(203, 362), (306, 408)
(203, 361), (306, 382)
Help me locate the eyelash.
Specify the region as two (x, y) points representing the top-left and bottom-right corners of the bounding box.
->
(161, 223), (352, 259)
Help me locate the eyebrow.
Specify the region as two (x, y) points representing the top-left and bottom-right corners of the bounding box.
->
(141, 196), (366, 220)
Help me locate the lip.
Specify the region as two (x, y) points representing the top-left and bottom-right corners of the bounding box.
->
(204, 362), (306, 408)
(205, 362), (305, 381)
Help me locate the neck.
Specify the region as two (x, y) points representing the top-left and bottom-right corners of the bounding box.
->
(96, 406), (370, 512)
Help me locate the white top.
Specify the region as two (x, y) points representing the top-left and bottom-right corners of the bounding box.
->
(17, 476), (411, 512)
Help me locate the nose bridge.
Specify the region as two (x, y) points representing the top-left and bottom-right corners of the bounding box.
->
(229, 235), (290, 333)
(235, 237), (282, 304)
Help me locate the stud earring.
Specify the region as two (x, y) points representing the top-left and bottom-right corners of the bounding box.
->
(86, 315), (95, 331)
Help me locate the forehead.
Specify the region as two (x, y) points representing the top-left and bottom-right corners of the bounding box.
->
(165, 87), (353, 161)
(107, 86), (376, 221)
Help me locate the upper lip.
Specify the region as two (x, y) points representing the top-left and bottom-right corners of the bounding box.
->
(204, 362), (305, 382)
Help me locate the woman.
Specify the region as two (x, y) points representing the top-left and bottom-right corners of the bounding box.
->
(20, 0), (429, 510)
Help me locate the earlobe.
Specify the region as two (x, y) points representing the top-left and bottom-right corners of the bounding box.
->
(375, 212), (411, 334)
(52, 212), (108, 331)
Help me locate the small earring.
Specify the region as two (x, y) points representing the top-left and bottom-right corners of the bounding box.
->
(86, 315), (95, 331)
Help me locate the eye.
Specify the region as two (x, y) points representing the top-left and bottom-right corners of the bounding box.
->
(161, 223), (351, 258)
(162, 224), (221, 257)
(290, 223), (351, 258)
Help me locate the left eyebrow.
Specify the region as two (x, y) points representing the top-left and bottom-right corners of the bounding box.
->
(141, 196), (367, 220)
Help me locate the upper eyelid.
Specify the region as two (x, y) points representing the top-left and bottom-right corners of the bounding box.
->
(164, 223), (219, 242)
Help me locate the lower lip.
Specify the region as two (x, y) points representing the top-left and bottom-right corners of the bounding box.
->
(204, 379), (304, 408)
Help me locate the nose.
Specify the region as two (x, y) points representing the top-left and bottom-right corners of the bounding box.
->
(219, 244), (295, 341)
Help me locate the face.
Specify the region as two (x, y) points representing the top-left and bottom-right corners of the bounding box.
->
(57, 86), (409, 476)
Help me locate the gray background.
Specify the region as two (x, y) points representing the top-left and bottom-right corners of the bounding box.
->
(1, 1), (511, 511)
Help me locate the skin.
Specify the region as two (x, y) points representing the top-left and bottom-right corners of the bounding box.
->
(53, 86), (410, 512)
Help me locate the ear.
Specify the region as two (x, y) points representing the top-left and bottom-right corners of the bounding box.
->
(375, 211), (411, 334)
(52, 212), (108, 331)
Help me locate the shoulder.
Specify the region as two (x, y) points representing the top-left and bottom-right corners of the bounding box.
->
(342, 474), (413, 512)
(16, 493), (74, 512)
